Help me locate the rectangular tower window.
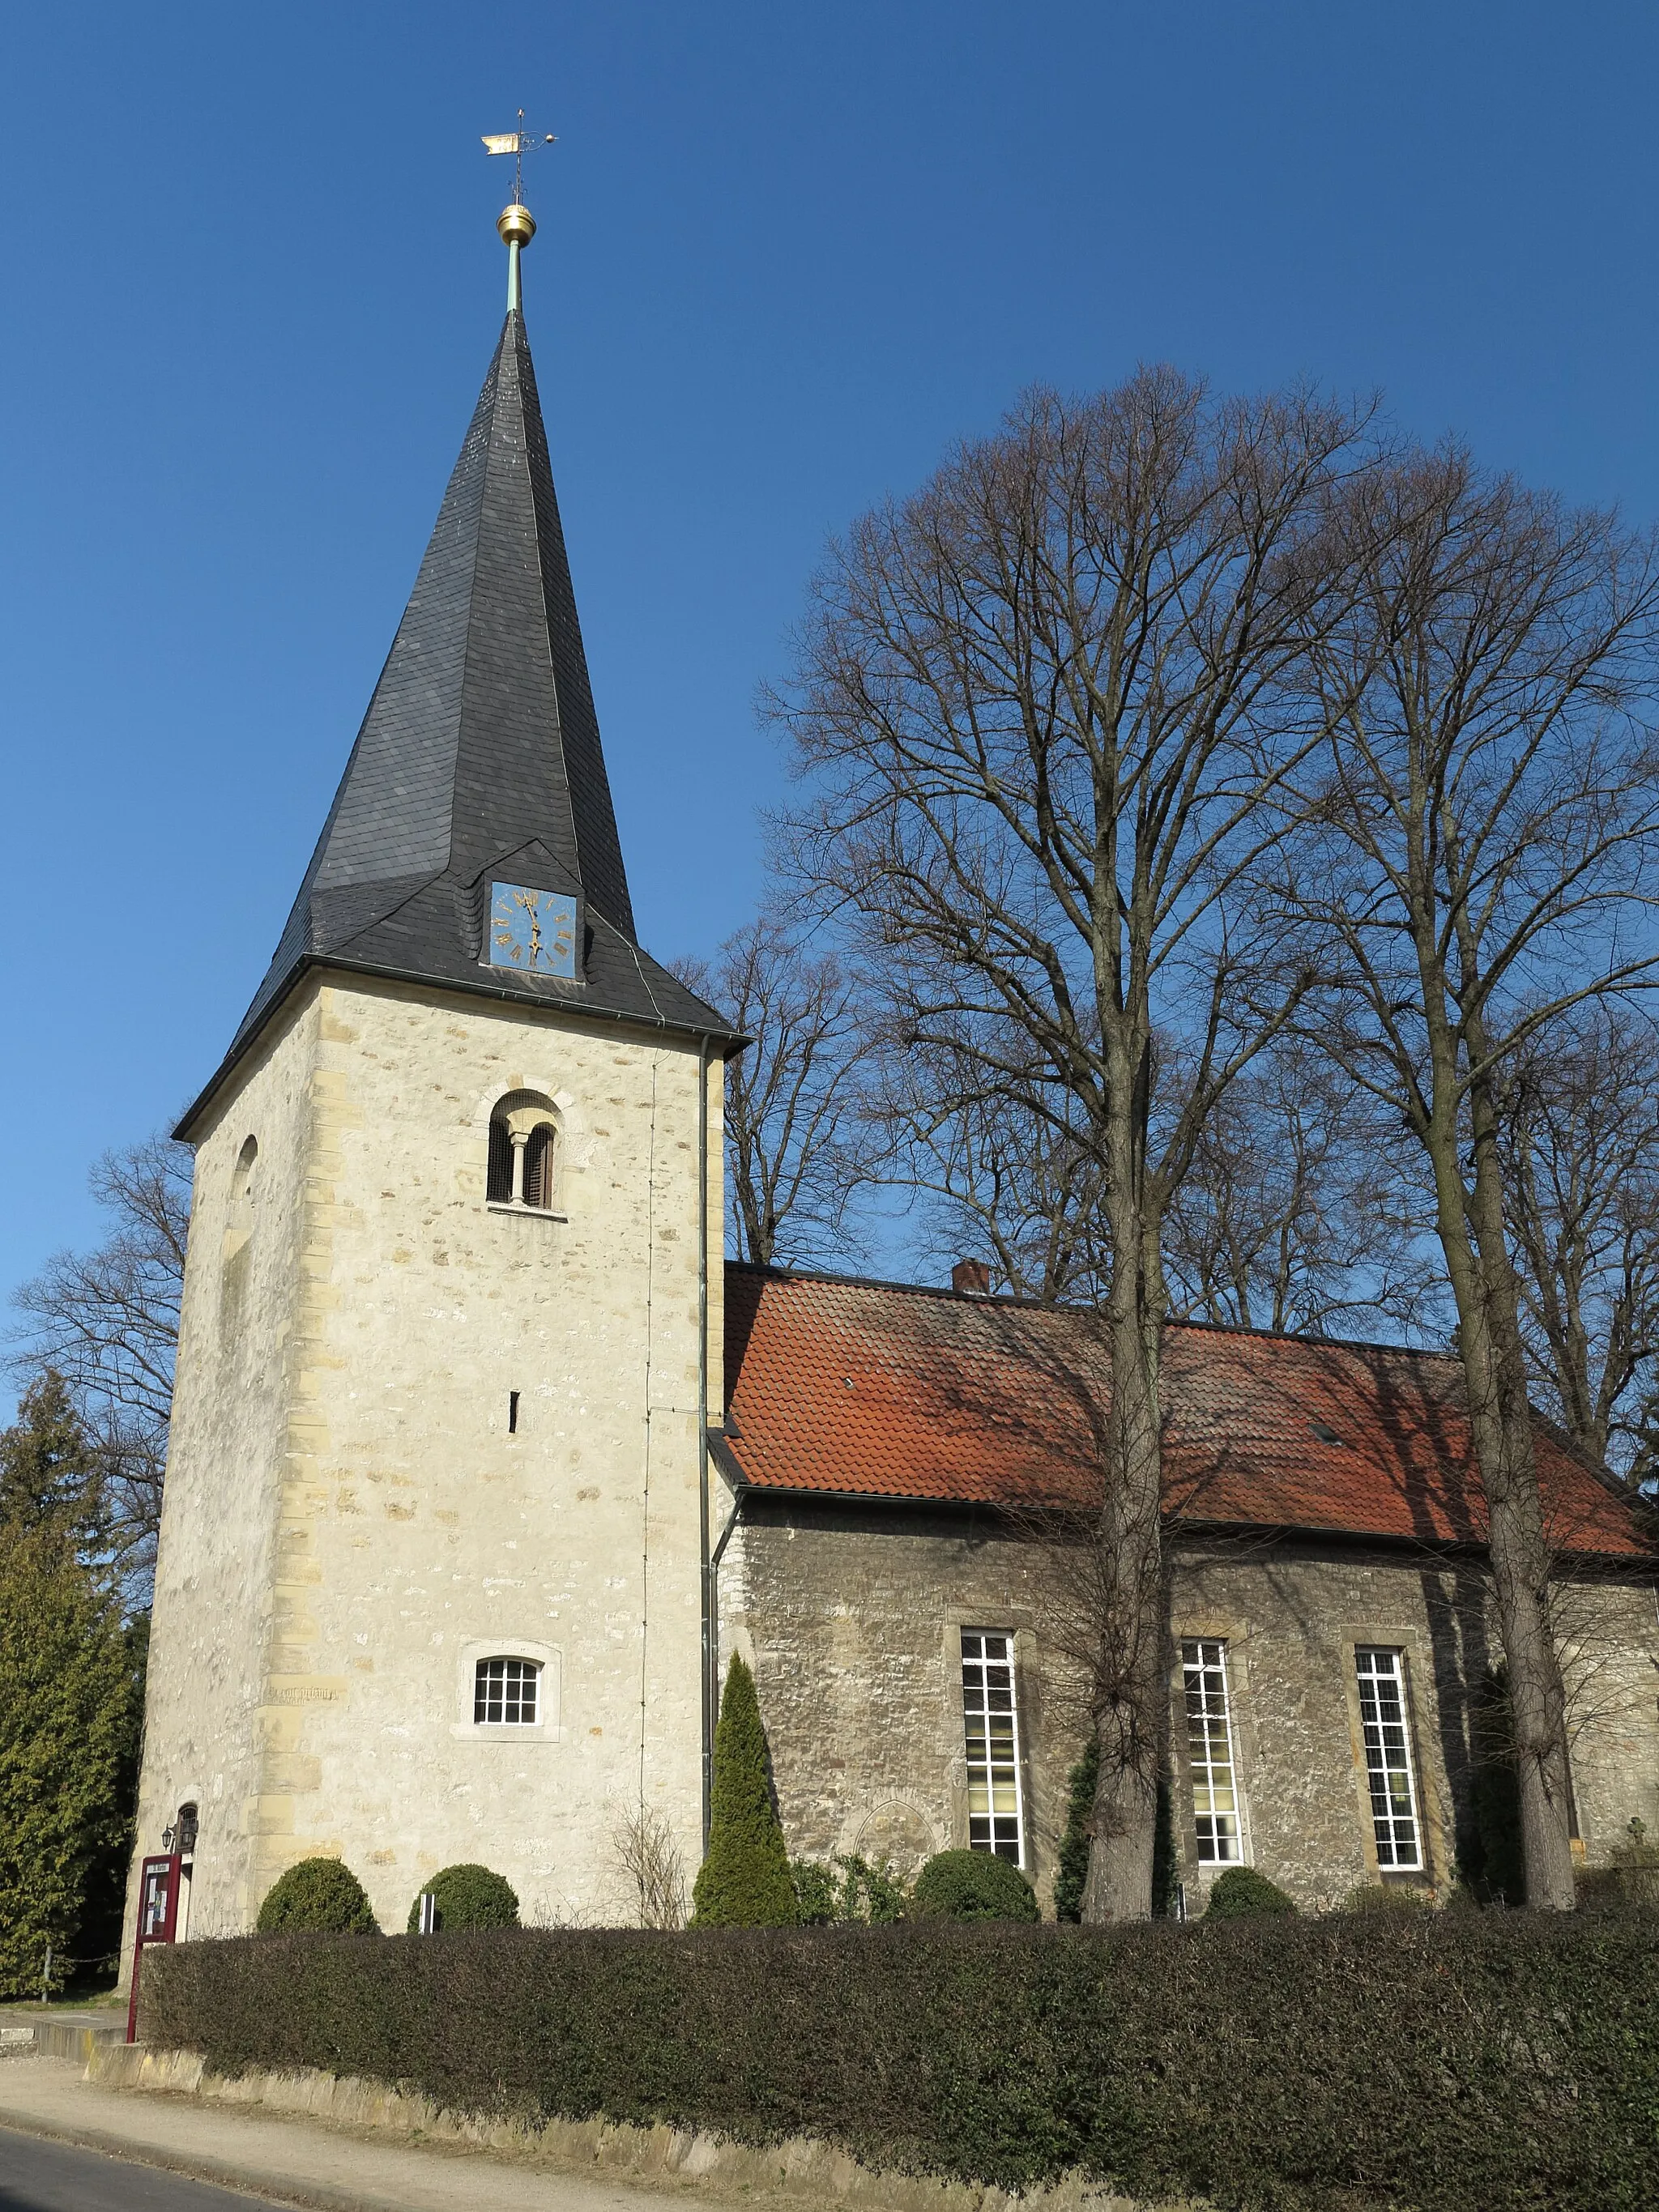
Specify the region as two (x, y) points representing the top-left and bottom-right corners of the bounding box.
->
(508, 1391), (519, 1434)
(474, 1656), (540, 1725)
(961, 1630), (1024, 1862)
(1182, 1639), (1243, 1863)
(1355, 1647), (1422, 1869)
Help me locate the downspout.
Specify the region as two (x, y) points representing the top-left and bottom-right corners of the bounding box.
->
(708, 1480), (744, 1777)
(697, 1034), (714, 1852)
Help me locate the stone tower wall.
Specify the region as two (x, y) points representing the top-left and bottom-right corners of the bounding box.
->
(130, 970), (723, 1944)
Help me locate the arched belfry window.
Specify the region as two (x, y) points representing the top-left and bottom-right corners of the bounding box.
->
(486, 1090), (561, 1213)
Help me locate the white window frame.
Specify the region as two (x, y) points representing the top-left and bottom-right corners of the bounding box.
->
(452, 1636), (561, 1740)
(960, 1628), (1026, 1864)
(1354, 1646), (1423, 1870)
(1181, 1638), (1244, 1865)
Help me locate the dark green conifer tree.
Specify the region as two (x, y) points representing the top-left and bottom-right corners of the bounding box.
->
(0, 1378), (143, 1996)
(1054, 1739), (1100, 1922)
(690, 1655), (797, 1926)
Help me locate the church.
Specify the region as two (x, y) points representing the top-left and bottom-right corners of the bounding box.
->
(126, 193), (1659, 1945)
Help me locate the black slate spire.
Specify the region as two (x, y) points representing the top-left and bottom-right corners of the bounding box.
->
(183, 305), (730, 1129)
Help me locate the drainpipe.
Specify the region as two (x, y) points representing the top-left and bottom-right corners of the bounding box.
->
(697, 1034), (714, 1852)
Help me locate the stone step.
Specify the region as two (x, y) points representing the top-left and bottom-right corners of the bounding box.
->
(30, 2015), (125, 2061)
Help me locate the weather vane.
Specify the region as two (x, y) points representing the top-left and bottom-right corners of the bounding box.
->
(482, 111), (557, 211)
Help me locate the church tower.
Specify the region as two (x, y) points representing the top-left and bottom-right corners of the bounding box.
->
(129, 190), (736, 1938)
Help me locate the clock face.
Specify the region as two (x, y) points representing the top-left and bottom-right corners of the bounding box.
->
(488, 884), (578, 978)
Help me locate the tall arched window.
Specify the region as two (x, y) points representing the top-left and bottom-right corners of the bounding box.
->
(486, 1091), (561, 1213)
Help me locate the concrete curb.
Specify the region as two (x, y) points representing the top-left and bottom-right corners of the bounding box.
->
(79, 2044), (1194, 2212)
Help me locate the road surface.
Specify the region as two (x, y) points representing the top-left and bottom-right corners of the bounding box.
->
(0, 2125), (293, 2210)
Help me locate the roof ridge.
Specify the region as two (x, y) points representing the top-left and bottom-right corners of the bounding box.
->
(724, 1259), (1460, 1367)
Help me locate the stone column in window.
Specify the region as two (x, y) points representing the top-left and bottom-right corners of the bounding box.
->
(510, 1130), (528, 1204)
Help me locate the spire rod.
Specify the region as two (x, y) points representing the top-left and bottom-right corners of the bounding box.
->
(482, 110), (557, 313)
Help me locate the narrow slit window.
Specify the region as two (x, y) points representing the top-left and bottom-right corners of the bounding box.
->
(961, 1630), (1024, 1862)
(1355, 1647), (1422, 1869)
(1183, 1639), (1243, 1864)
(508, 1391), (519, 1434)
(474, 1656), (540, 1725)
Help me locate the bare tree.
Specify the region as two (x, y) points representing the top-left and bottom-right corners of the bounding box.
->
(1500, 1008), (1659, 1475)
(1162, 1044), (1440, 1338)
(872, 1020), (1111, 1303)
(1284, 446), (1659, 1907)
(773, 370), (1373, 1918)
(7, 1136), (191, 1590)
(675, 918), (872, 1267)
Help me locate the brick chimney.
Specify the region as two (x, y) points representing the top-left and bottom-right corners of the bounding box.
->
(952, 1259), (992, 1297)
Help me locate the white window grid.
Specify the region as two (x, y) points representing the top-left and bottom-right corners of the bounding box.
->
(473, 1656), (540, 1725)
(1181, 1639), (1243, 1864)
(961, 1630), (1025, 1863)
(1355, 1647), (1422, 1869)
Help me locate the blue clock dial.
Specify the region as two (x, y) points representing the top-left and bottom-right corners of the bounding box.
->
(488, 884), (578, 978)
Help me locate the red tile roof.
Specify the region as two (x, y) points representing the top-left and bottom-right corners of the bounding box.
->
(720, 1266), (1650, 1561)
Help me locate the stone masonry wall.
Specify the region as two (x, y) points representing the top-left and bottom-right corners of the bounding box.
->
(725, 1499), (1659, 1912)
(131, 971), (725, 1946)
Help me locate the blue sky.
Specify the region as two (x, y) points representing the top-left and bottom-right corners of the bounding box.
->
(3, 1), (1657, 1336)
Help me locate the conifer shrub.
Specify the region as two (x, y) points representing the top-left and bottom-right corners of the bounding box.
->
(143, 1911), (1659, 2211)
(690, 1656), (797, 1927)
(1053, 1741), (1098, 1922)
(1465, 1668), (1525, 1903)
(911, 1849), (1038, 1923)
(1204, 1866), (1296, 1918)
(406, 1864), (519, 1933)
(256, 1858), (379, 1935)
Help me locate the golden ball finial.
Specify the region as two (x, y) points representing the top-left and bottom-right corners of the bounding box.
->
(497, 203), (536, 249)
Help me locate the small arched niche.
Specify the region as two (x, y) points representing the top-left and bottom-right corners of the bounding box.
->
(229, 1136), (258, 1227)
(486, 1090), (562, 1214)
(220, 1135), (259, 1332)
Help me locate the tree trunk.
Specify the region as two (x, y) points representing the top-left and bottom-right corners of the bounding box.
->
(1423, 1053), (1577, 1910)
(1462, 1095), (1578, 1911)
(1080, 1183), (1166, 1920)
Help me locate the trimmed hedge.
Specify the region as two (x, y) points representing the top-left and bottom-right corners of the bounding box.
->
(142, 1912), (1659, 2210)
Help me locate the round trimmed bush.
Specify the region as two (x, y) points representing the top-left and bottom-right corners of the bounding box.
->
(405, 1862), (520, 1933)
(912, 1848), (1039, 1923)
(1205, 1865), (1297, 1919)
(256, 1857), (379, 1935)
(1341, 1880), (1430, 1915)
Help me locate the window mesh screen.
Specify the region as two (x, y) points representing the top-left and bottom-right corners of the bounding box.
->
(486, 1119), (514, 1203)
